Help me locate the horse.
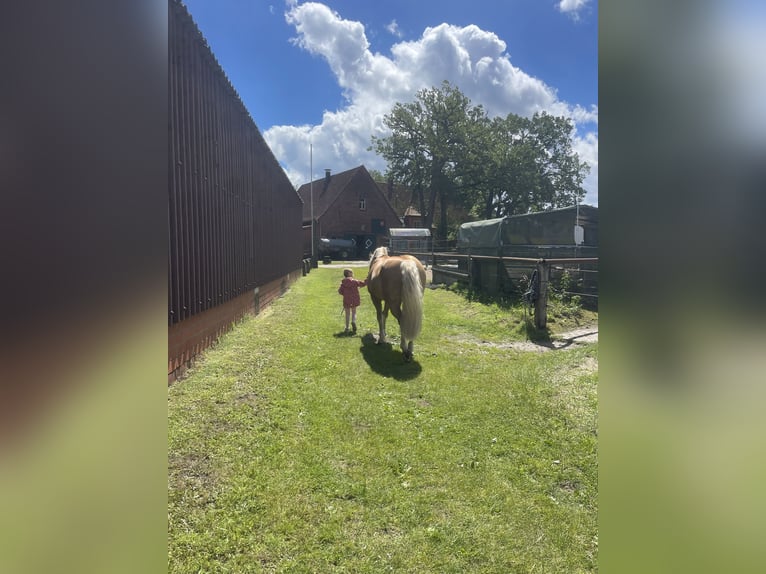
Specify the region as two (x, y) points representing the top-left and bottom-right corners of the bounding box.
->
(366, 246), (426, 362)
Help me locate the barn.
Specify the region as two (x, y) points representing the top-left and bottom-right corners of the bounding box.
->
(297, 166), (402, 260)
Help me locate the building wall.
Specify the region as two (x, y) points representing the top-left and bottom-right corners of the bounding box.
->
(169, 0), (303, 377)
(168, 269), (302, 382)
(318, 170), (401, 255)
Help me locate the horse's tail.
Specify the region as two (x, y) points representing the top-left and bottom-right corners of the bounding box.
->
(400, 260), (424, 342)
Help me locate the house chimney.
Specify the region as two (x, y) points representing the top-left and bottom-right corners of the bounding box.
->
(323, 169), (331, 192)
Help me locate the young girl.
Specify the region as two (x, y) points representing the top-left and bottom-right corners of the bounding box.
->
(337, 268), (367, 334)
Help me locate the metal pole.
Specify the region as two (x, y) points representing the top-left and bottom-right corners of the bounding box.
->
(535, 260), (550, 330)
(310, 143), (314, 266)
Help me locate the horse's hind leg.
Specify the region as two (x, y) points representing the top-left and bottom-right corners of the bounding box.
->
(405, 340), (414, 361)
(380, 302), (390, 344)
(389, 303), (411, 360)
(371, 297), (386, 344)
(400, 337), (414, 362)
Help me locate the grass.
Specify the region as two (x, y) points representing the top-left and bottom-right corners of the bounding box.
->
(168, 266), (598, 573)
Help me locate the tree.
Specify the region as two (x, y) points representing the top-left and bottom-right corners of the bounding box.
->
(479, 112), (589, 218)
(371, 81), (484, 239)
(372, 83), (590, 236)
(366, 168), (385, 182)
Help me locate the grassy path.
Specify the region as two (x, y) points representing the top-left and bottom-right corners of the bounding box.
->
(168, 266), (597, 573)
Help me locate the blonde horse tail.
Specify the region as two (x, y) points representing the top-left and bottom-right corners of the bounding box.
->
(400, 260), (424, 342)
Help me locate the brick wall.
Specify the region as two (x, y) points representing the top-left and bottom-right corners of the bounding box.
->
(168, 268), (302, 383)
(320, 171), (401, 239)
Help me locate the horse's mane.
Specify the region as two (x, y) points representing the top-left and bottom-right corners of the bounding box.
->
(369, 246), (389, 270)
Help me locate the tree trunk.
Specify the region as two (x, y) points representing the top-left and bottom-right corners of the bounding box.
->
(425, 183), (437, 232)
(427, 161), (444, 236)
(439, 188), (448, 240)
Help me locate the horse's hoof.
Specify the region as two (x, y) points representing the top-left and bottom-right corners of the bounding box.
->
(403, 351), (412, 362)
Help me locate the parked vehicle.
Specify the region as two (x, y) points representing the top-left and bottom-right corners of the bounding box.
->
(318, 237), (356, 260)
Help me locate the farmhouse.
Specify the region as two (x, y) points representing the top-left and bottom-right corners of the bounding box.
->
(297, 165), (402, 260)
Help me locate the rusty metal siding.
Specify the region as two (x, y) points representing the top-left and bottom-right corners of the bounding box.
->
(168, 0), (303, 325)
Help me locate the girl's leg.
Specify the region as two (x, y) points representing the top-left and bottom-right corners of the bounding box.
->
(351, 307), (357, 333)
(344, 307), (351, 330)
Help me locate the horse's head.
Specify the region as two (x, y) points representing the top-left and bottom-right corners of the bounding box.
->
(369, 246), (389, 270)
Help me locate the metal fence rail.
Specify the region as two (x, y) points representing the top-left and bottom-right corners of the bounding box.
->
(169, 1), (303, 325)
(391, 248), (598, 328)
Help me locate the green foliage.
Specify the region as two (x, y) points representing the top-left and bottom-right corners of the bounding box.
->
(169, 269), (598, 572)
(444, 271), (594, 331)
(371, 82), (590, 238)
(548, 270), (585, 321)
(477, 113), (589, 219)
(371, 81), (481, 238)
(366, 168), (385, 182)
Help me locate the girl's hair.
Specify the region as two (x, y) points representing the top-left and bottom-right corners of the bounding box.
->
(343, 268), (353, 277)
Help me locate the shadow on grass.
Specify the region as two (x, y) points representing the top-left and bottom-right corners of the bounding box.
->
(358, 333), (422, 381)
(519, 317), (552, 344)
(332, 330), (356, 338)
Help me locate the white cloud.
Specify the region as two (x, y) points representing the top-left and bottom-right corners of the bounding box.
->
(573, 131), (598, 206)
(268, 1), (597, 205)
(386, 19), (403, 38)
(557, 0), (590, 21)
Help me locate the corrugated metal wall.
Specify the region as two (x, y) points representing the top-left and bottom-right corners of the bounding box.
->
(168, 0), (303, 325)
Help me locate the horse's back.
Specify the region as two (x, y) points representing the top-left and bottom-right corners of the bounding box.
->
(368, 255), (425, 300)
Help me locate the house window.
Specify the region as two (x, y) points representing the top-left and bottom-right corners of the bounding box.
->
(359, 198), (366, 210)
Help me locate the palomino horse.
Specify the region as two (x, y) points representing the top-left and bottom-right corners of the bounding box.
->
(366, 247), (426, 362)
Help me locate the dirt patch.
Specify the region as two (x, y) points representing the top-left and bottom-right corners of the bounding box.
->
(556, 327), (598, 345)
(168, 452), (218, 495)
(448, 325), (598, 353)
(576, 356), (598, 374)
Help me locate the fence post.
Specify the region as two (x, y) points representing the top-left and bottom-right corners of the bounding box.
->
(535, 260), (550, 330)
(467, 246), (472, 289)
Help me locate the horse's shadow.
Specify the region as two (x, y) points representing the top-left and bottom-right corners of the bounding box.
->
(359, 333), (422, 381)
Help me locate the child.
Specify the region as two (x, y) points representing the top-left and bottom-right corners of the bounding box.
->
(337, 268), (367, 334)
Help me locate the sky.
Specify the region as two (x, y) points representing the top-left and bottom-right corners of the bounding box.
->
(182, 0), (599, 206)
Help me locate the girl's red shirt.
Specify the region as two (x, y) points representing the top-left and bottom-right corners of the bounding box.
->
(338, 277), (367, 308)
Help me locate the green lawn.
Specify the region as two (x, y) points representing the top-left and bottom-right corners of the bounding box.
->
(168, 266), (598, 573)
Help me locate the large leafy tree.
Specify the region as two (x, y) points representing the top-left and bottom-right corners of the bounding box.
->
(372, 82), (589, 236)
(371, 81), (484, 238)
(478, 112), (589, 218)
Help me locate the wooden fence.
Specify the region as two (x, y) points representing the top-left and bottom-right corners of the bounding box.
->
(392, 249), (598, 329)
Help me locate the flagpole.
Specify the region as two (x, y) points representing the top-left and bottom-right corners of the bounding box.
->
(310, 143), (314, 265)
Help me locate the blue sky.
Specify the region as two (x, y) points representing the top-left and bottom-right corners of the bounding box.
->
(182, 0), (598, 205)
